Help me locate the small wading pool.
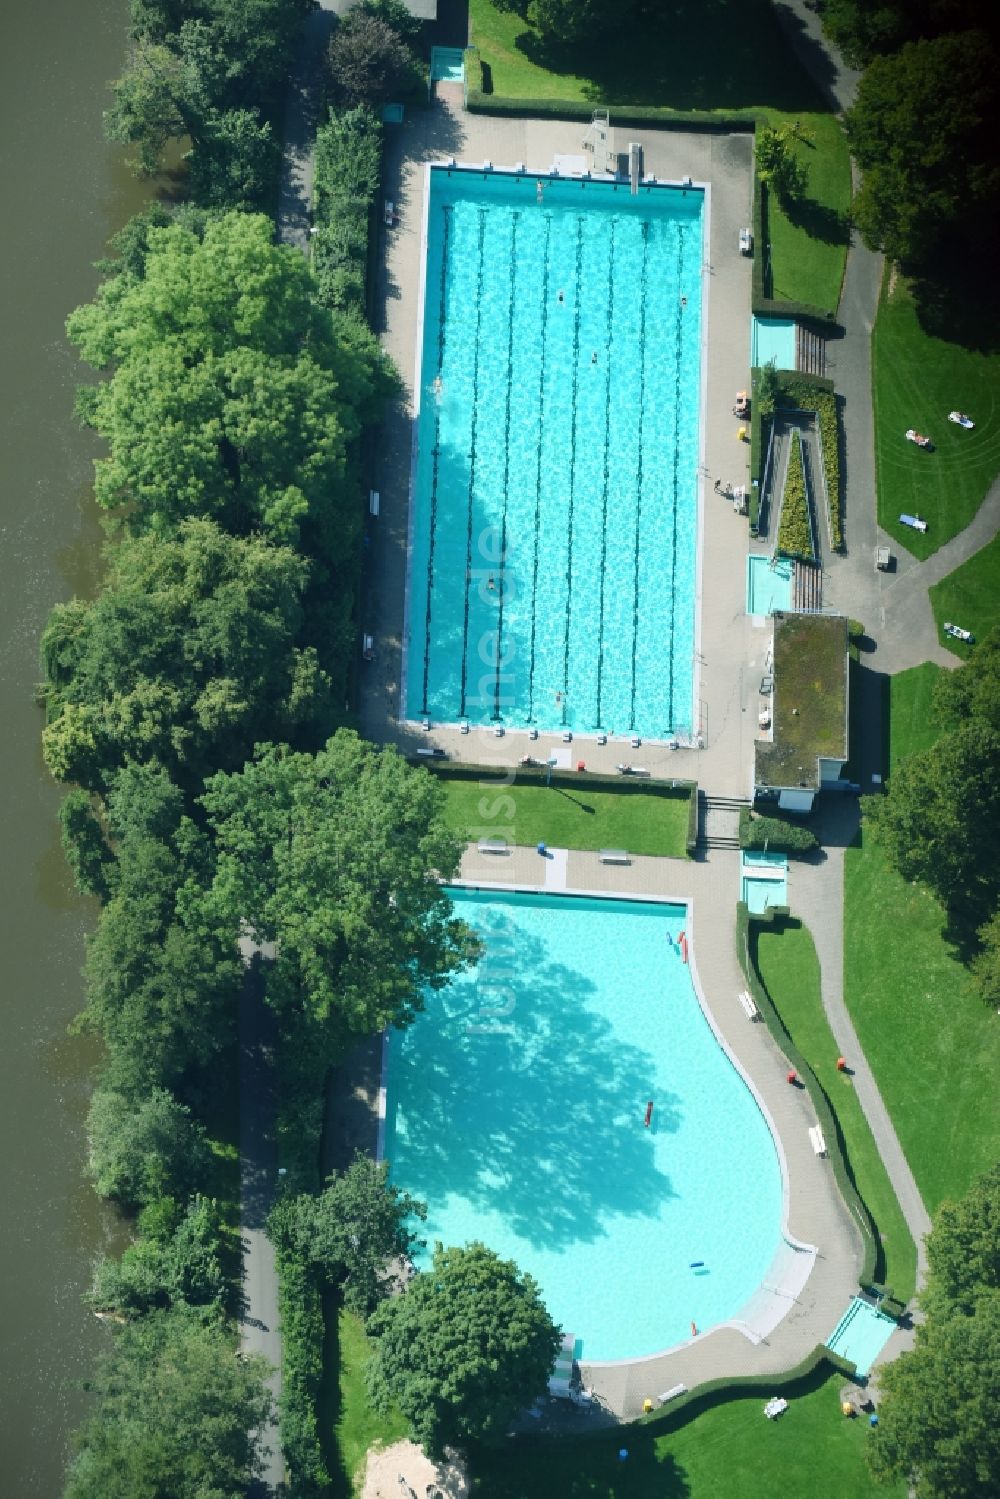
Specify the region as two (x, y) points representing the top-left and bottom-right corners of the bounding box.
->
(751, 314), (797, 370)
(826, 1297), (896, 1376)
(747, 554), (793, 616)
(741, 852), (788, 914)
(383, 889), (784, 1362)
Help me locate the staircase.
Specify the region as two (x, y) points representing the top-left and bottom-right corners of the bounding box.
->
(795, 323), (826, 377)
(793, 560), (823, 612)
(696, 793), (750, 851)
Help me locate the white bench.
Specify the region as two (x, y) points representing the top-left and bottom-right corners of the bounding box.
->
(599, 850), (630, 865)
(737, 989), (759, 1020)
(808, 1125), (827, 1156)
(477, 838), (509, 855)
(659, 1383), (687, 1404)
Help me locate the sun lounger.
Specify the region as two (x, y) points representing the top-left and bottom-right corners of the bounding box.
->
(944, 622), (974, 642)
(660, 1383), (688, 1404)
(739, 227), (753, 255)
(383, 201), (396, 226)
(899, 513), (928, 532)
(808, 1125), (827, 1156)
(764, 1397), (789, 1419)
(737, 989), (759, 1020)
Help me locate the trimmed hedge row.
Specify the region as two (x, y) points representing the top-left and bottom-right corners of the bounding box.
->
(311, 106), (383, 315)
(774, 374), (842, 551)
(739, 807), (818, 854)
(465, 90), (755, 132)
(776, 430), (815, 561)
(273, 1239), (331, 1498)
(735, 903), (881, 1289)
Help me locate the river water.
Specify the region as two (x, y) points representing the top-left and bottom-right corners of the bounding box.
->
(0, 2), (152, 1489)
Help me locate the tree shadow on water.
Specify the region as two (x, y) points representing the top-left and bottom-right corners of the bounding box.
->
(384, 916), (679, 1252)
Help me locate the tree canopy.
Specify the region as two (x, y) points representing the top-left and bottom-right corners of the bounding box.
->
(67, 211), (392, 547)
(86, 1085), (212, 1208)
(201, 732), (476, 1032)
(88, 1195), (226, 1318)
(326, 9), (421, 109)
(366, 1242), (561, 1456)
(845, 31), (1000, 265)
(270, 1153), (426, 1314)
(820, 0), (1000, 67)
(64, 1307), (272, 1499)
(868, 1163), (1000, 1496)
(42, 520), (332, 793)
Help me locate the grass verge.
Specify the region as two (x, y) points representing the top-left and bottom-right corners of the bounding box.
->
(929, 529), (1000, 658)
(322, 1305), (409, 1498)
(754, 919), (916, 1302)
(467, 0), (850, 311)
(845, 668), (1000, 1212)
(873, 269), (1000, 558)
(436, 777), (690, 856)
(469, 1369), (903, 1497)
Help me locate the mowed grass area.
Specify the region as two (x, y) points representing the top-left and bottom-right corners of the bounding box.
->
(844, 667), (1000, 1213)
(929, 528), (1000, 658)
(436, 776), (691, 856)
(886, 661), (944, 772)
(754, 920), (916, 1301)
(468, 0), (851, 313)
(471, 1371), (903, 1498)
(323, 1307), (409, 1497)
(873, 271), (1000, 558)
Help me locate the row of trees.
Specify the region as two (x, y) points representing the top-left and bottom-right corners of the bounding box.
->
(865, 629), (1000, 991)
(830, 3), (1000, 268)
(868, 1162), (1000, 1497)
(107, 0), (313, 206)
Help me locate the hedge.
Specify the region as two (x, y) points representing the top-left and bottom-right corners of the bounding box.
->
(465, 91), (755, 132)
(273, 1238), (331, 1497)
(735, 902), (881, 1289)
(739, 807), (818, 855)
(311, 106), (383, 315)
(776, 429), (815, 561)
(773, 374), (842, 551)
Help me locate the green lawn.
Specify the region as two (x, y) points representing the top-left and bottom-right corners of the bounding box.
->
(436, 776), (690, 856)
(468, 0), (851, 312)
(471, 1371), (904, 1497)
(873, 270), (1000, 558)
(929, 528), (1000, 658)
(324, 1307), (409, 1497)
(886, 662), (943, 773)
(844, 669), (1000, 1213)
(754, 920), (916, 1301)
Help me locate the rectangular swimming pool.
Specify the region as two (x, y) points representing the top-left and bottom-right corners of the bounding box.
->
(405, 168), (705, 741)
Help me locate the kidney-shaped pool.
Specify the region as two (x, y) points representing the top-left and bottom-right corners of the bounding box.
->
(382, 888), (784, 1362)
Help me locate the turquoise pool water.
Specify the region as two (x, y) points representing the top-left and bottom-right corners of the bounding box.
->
(751, 315), (796, 370)
(384, 890), (783, 1362)
(746, 553), (793, 615)
(430, 46), (466, 83)
(741, 852), (789, 913)
(827, 1298), (896, 1376)
(407, 169), (704, 739)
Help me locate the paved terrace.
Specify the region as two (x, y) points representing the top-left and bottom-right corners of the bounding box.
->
(456, 845), (862, 1419)
(361, 96), (779, 799)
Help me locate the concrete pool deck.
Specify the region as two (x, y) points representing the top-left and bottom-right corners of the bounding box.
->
(361, 95), (770, 801)
(456, 844), (863, 1418)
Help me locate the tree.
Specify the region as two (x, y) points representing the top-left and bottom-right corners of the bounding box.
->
(86, 1086), (212, 1207)
(971, 910), (1000, 1007)
(934, 628), (1000, 733)
(326, 10), (420, 109)
(923, 1162), (1000, 1318)
(862, 719), (1000, 924)
(41, 519), (332, 793)
(846, 32), (1000, 265)
(88, 1195), (227, 1317)
(270, 1154), (426, 1314)
(58, 790), (113, 901)
(186, 107), (279, 208)
(201, 732), (477, 1034)
(64, 1307), (272, 1499)
(755, 125), (808, 204)
(820, 0), (1000, 67)
(366, 1242), (562, 1457)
